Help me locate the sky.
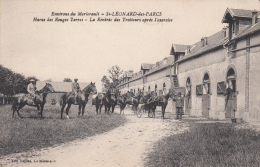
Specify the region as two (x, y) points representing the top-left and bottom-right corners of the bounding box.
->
(1, 0), (260, 91)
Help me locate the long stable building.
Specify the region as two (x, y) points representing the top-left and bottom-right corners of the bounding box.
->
(117, 8), (260, 122)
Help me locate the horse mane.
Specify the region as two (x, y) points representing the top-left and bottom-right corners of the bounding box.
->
(82, 84), (92, 94)
(39, 83), (54, 93)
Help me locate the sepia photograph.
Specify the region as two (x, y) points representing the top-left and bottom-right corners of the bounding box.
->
(1, 0), (260, 166)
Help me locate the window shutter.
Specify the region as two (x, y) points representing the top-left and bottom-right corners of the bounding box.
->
(217, 81), (226, 95)
(196, 84), (203, 95)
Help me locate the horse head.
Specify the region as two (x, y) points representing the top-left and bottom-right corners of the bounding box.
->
(40, 83), (55, 93)
(82, 82), (97, 95)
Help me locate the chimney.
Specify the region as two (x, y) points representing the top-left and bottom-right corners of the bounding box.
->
(204, 37), (208, 46)
(201, 37), (205, 47)
(252, 10), (258, 25)
(186, 46), (190, 54)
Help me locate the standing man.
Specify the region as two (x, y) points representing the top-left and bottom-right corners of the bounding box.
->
(72, 78), (80, 104)
(174, 92), (184, 120)
(27, 79), (37, 103)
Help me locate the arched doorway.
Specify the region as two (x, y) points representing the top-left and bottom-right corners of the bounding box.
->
(185, 78), (192, 115)
(162, 83), (166, 95)
(202, 73), (210, 117)
(225, 68), (237, 118)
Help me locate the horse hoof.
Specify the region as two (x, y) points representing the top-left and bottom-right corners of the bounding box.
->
(66, 115), (69, 119)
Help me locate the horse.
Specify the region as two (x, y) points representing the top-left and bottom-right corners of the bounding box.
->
(60, 82), (97, 119)
(11, 83), (55, 118)
(110, 92), (117, 113)
(117, 94), (126, 114)
(153, 90), (176, 119)
(101, 90), (113, 114)
(124, 91), (139, 112)
(94, 93), (103, 115)
(137, 92), (157, 118)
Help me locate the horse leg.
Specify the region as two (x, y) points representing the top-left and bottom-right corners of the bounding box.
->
(40, 104), (44, 118)
(162, 106), (165, 119)
(37, 105), (40, 111)
(82, 103), (86, 117)
(12, 104), (17, 118)
(16, 103), (25, 118)
(95, 104), (98, 115)
(99, 104), (102, 114)
(66, 103), (72, 119)
(78, 105), (82, 118)
(61, 104), (66, 119)
(111, 105), (114, 113)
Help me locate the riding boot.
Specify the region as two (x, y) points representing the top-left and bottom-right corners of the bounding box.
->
(75, 97), (78, 105)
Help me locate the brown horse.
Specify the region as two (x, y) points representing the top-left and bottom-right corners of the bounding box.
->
(11, 83), (55, 118)
(137, 92), (156, 118)
(153, 90), (176, 119)
(60, 82), (97, 119)
(94, 93), (103, 115)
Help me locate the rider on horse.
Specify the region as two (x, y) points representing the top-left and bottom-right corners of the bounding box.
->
(72, 78), (81, 104)
(27, 79), (37, 103)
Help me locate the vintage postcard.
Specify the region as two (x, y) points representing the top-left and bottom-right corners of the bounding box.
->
(1, 0), (260, 166)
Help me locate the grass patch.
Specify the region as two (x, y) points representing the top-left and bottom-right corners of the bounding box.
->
(146, 122), (260, 167)
(0, 104), (126, 156)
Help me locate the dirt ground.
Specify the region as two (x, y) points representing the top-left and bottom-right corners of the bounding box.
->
(0, 108), (189, 167)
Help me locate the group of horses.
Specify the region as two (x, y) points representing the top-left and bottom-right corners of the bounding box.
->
(11, 81), (177, 119)
(94, 89), (177, 119)
(11, 82), (97, 119)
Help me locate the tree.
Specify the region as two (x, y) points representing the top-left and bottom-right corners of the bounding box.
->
(25, 76), (38, 84)
(63, 78), (72, 82)
(101, 75), (111, 89)
(108, 65), (123, 89)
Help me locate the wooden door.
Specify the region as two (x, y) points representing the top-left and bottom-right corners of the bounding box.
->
(185, 96), (191, 115)
(202, 94), (210, 117)
(225, 90), (237, 118)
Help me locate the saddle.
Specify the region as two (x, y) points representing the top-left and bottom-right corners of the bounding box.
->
(25, 94), (36, 105)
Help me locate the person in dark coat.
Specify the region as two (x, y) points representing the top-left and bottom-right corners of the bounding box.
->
(174, 92), (184, 120)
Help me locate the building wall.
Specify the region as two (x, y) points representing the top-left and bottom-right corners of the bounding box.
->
(44, 93), (92, 106)
(178, 48), (227, 119)
(248, 33), (260, 121)
(178, 32), (260, 122)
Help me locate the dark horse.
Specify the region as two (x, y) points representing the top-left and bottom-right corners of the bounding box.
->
(137, 92), (157, 118)
(11, 83), (55, 118)
(94, 93), (103, 115)
(153, 90), (175, 119)
(101, 90), (112, 114)
(110, 90), (119, 113)
(117, 93), (127, 115)
(124, 91), (139, 112)
(60, 82), (97, 119)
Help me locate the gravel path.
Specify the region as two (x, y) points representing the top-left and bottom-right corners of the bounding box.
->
(1, 108), (189, 167)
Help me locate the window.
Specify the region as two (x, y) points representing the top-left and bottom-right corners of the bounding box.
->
(186, 78), (191, 96)
(217, 81), (226, 95)
(196, 84), (203, 95)
(163, 83), (166, 93)
(203, 73), (210, 94)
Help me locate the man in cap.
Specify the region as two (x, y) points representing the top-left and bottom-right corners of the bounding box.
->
(174, 92), (184, 120)
(72, 78), (80, 104)
(27, 79), (37, 102)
